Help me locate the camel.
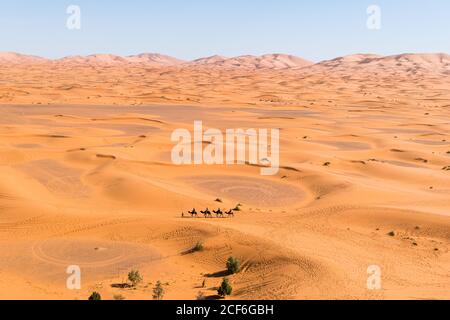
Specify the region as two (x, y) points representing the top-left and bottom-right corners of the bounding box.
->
(213, 209), (224, 218)
(184, 208), (234, 219)
(225, 209), (235, 218)
(188, 209), (198, 218)
(200, 208), (212, 218)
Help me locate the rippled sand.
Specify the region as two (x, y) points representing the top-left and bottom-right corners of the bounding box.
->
(0, 54), (449, 299)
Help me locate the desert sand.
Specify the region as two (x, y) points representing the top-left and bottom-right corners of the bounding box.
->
(0, 52), (449, 300)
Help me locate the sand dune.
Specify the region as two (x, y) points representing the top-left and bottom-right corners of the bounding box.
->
(0, 52), (449, 300)
(124, 53), (185, 66)
(188, 54), (312, 69)
(314, 53), (450, 76)
(0, 52), (47, 64)
(57, 53), (185, 67)
(1, 52), (449, 107)
(0, 52), (311, 69)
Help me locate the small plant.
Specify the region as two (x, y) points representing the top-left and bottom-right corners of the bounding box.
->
(113, 294), (126, 300)
(323, 162), (331, 167)
(128, 270), (143, 287)
(215, 198), (223, 203)
(193, 242), (204, 252)
(217, 278), (232, 298)
(88, 292), (102, 300)
(226, 256), (241, 274)
(387, 231), (396, 237)
(153, 281), (165, 300)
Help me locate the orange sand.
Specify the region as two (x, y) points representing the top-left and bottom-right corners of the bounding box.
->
(0, 52), (449, 300)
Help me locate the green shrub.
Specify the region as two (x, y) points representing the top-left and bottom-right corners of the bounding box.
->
(153, 281), (165, 300)
(193, 242), (204, 252)
(128, 270), (143, 287)
(217, 278), (232, 297)
(88, 292), (102, 300)
(226, 257), (241, 274)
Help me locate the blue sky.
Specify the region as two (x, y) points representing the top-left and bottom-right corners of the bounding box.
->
(0, 0), (449, 62)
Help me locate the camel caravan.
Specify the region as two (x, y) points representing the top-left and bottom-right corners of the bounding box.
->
(181, 208), (237, 219)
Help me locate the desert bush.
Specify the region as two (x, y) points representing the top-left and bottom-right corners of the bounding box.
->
(88, 292), (102, 300)
(128, 270), (143, 287)
(226, 257), (241, 274)
(193, 242), (204, 252)
(217, 278), (232, 297)
(153, 281), (165, 300)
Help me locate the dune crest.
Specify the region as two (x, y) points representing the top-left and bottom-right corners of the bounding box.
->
(0, 51), (313, 69)
(187, 53), (313, 69)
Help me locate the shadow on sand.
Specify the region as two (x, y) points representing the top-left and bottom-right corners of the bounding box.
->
(204, 270), (231, 278)
(111, 283), (133, 289)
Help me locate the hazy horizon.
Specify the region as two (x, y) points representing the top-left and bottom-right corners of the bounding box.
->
(3, 50), (450, 63)
(3, 50), (450, 64)
(1, 1), (449, 62)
